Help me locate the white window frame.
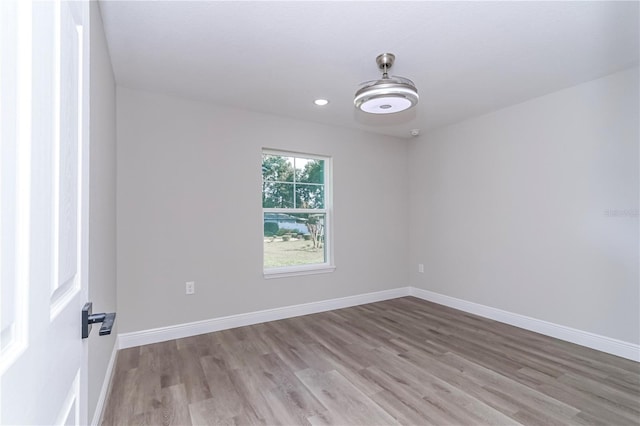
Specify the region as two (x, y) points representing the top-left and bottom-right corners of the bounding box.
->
(262, 149), (334, 279)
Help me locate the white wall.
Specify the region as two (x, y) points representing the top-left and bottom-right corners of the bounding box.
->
(116, 87), (409, 333)
(409, 68), (639, 344)
(88, 1), (117, 421)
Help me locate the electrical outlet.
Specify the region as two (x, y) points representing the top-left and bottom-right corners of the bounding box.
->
(185, 281), (195, 295)
(418, 264), (424, 273)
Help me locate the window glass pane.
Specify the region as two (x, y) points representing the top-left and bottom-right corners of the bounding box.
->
(296, 158), (324, 184)
(295, 184), (324, 209)
(262, 181), (294, 208)
(263, 213), (326, 268)
(262, 154), (294, 182)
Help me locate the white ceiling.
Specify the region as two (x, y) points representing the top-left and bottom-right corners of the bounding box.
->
(99, 1), (639, 139)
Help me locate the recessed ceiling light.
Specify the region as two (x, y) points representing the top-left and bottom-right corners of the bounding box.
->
(314, 99), (329, 106)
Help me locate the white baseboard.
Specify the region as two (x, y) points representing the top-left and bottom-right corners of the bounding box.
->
(90, 337), (119, 426)
(410, 287), (640, 362)
(116, 285), (639, 362)
(118, 287), (411, 349)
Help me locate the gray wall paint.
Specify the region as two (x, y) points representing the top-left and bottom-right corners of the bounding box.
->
(116, 87), (409, 333)
(88, 2), (117, 420)
(115, 68), (637, 347)
(409, 68), (639, 344)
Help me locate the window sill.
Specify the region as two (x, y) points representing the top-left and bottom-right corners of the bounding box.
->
(263, 264), (336, 279)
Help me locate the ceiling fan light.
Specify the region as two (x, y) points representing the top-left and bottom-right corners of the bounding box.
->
(354, 53), (419, 115)
(358, 96), (412, 114)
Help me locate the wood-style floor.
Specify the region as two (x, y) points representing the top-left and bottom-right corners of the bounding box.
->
(101, 297), (640, 425)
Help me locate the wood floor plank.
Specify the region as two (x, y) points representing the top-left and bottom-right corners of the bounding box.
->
(537, 380), (640, 424)
(440, 352), (581, 420)
(385, 347), (525, 416)
(361, 367), (475, 425)
(558, 371), (640, 413)
(367, 389), (447, 426)
(259, 329), (311, 372)
(101, 297), (640, 425)
(295, 368), (400, 426)
(365, 349), (523, 425)
(199, 355), (245, 419)
(159, 384), (192, 426)
(101, 368), (139, 425)
(225, 364), (292, 425)
(256, 352), (326, 417)
(130, 384), (193, 426)
(188, 397), (239, 426)
(176, 342), (213, 404)
(295, 342), (385, 396)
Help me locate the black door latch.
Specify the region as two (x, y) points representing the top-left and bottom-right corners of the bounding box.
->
(82, 302), (116, 338)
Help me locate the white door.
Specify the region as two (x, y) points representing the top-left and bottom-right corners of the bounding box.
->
(1, 0), (90, 424)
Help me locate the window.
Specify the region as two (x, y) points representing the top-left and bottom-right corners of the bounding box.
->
(262, 150), (333, 277)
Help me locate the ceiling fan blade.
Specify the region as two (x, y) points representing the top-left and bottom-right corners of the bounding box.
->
(356, 79), (380, 88)
(357, 76), (416, 89)
(389, 75), (417, 86)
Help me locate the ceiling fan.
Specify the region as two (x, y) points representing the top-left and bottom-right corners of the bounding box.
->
(354, 53), (419, 115)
